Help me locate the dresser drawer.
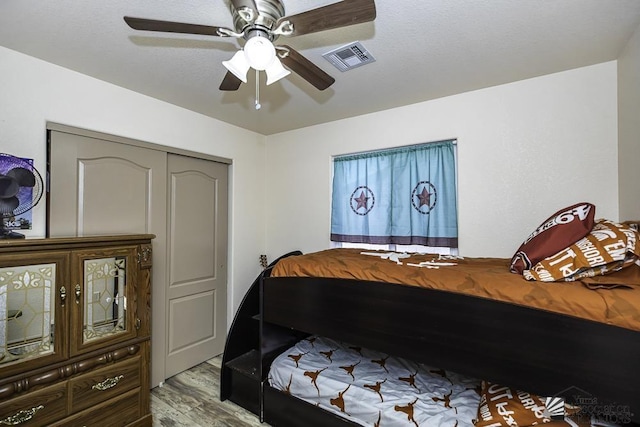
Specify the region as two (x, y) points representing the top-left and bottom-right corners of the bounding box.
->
(0, 382), (67, 427)
(51, 387), (141, 427)
(69, 356), (140, 413)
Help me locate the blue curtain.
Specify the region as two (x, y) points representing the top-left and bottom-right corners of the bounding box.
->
(331, 140), (458, 247)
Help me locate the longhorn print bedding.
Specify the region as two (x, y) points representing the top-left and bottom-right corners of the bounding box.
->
(268, 336), (482, 426)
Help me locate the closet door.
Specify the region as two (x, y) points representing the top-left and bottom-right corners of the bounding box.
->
(47, 126), (230, 387)
(47, 129), (168, 387)
(165, 154), (228, 378)
(47, 131), (167, 238)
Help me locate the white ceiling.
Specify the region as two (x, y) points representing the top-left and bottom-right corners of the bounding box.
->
(1, 0), (640, 135)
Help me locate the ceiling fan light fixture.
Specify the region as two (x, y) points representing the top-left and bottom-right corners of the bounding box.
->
(243, 35), (276, 70)
(222, 50), (250, 83)
(265, 58), (291, 85)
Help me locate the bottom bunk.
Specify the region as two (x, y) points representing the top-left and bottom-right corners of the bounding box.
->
(264, 335), (630, 427)
(267, 336), (481, 426)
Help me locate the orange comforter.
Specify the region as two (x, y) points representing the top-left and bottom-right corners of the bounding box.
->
(270, 248), (640, 332)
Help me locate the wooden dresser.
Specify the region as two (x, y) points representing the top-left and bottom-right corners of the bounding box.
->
(0, 235), (154, 427)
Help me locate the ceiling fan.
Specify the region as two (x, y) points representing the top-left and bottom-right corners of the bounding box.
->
(124, 0), (376, 92)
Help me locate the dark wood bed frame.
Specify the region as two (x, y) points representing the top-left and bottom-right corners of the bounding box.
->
(221, 251), (640, 426)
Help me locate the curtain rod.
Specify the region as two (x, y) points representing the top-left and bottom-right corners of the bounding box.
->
(334, 138), (457, 159)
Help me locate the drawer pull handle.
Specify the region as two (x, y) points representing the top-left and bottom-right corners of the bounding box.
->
(75, 284), (81, 304)
(0, 405), (44, 425)
(92, 374), (124, 391)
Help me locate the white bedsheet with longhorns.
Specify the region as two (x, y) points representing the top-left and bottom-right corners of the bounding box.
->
(268, 336), (481, 427)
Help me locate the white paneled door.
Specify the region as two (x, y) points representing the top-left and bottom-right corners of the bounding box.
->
(165, 154), (228, 378)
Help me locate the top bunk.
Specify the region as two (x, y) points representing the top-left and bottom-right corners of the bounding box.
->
(268, 247), (640, 332)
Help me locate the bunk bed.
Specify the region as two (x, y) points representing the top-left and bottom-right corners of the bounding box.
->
(221, 221), (640, 427)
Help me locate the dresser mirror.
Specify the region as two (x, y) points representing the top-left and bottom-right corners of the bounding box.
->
(0, 263), (55, 365)
(83, 256), (128, 343)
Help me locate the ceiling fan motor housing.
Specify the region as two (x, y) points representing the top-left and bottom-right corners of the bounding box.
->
(231, 0), (285, 39)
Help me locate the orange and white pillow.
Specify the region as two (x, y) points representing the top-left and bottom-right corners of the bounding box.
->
(510, 203), (596, 275)
(524, 219), (640, 282)
(474, 381), (550, 427)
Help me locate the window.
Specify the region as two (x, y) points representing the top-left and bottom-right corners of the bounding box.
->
(330, 140), (458, 253)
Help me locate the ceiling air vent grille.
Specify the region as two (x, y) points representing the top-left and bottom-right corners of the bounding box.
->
(323, 41), (375, 72)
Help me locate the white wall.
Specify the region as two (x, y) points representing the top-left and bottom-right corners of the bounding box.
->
(265, 62), (619, 259)
(0, 46), (266, 327)
(618, 23), (640, 221)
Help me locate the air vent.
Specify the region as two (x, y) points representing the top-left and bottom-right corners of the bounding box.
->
(322, 41), (376, 72)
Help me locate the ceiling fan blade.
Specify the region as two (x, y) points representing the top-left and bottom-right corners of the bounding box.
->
(124, 16), (232, 37)
(278, 45), (335, 91)
(276, 0), (376, 37)
(219, 72), (243, 91)
(229, 0), (259, 23)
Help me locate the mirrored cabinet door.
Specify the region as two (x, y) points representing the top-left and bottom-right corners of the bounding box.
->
(0, 253), (69, 373)
(71, 247), (138, 355)
(83, 256), (127, 342)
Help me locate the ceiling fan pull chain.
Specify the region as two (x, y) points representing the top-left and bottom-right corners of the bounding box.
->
(255, 69), (261, 110)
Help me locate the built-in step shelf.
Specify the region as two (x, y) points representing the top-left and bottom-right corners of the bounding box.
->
(220, 267), (262, 403)
(262, 322), (307, 355)
(225, 349), (261, 416)
(225, 349), (260, 379)
(219, 250), (304, 417)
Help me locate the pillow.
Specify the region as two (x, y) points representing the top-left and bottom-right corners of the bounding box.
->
(524, 219), (640, 282)
(474, 381), (551, 427)
(623, 221), (639, 232)
(510, 203), (596, 274)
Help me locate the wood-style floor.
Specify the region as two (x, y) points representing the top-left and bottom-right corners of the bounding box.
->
(151, 355), (268, 427)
